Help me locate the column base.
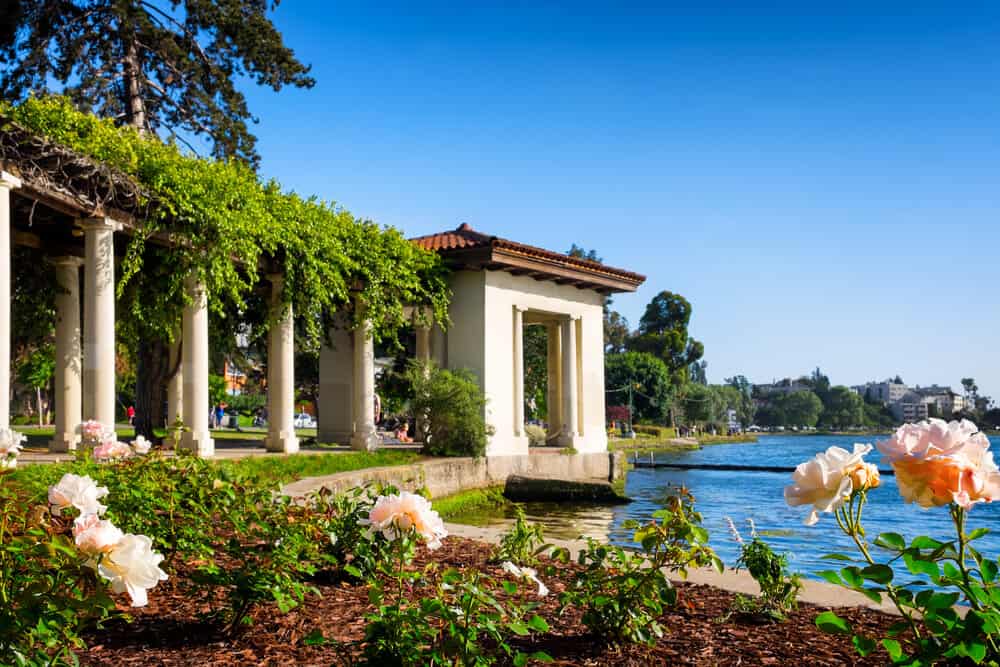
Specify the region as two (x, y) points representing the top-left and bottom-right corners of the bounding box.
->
(317, 429), (354, 445)
(351, 428), (379, 451)
(179, 431), (215, 458)
(556, 434), (582, 450)
(49, 433), (79, 453)
(265, 430), (300, 454)
(486, 434), (530, 457)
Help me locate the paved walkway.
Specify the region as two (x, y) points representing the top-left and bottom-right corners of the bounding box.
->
(445, 522), (901, 615)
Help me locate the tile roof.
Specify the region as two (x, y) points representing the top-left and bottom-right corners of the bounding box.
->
(410, 223), (645, 293)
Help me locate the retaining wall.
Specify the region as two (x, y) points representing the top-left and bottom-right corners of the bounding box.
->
(281, 450), (625, 499)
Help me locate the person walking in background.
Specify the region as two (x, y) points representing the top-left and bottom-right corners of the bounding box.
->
(215, 403), (226, 429)
(126, 405), (135, 425)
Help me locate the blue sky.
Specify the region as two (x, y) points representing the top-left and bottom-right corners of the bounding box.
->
(230, 2), (999, 399)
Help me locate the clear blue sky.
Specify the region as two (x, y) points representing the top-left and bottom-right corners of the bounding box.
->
(231, 2), (999, 399)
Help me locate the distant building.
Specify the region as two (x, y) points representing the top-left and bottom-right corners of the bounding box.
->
(852, 381), (908, 405)
(911, 385), (964, 416)
(726, 408), (740, 432)
(891, 392), (929, 422)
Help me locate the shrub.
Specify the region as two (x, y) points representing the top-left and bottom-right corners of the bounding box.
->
(557, 488), (721, 644)
(492, 506), (546, 567)
(524, 423), (547, 446)
(633, 424), (677, 439)
(407, 361), (494, 458)
(725, 518), (801, 621)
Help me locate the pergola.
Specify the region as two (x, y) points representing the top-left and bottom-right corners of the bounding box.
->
(406, 224), (645, 456)
(0, 121), (645, 459)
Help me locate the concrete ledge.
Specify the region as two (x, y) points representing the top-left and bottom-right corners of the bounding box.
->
(445, 522), (901, 615)
(281, 450), (625, 499)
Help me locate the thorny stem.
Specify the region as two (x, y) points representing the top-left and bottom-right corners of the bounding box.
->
(837, 494), (923, 642)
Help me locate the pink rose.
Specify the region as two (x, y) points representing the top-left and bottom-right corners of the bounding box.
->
(73, 514), (124, 555)
(363, 492), (448, 549)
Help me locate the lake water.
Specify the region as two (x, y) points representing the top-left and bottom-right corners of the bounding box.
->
(457, 434), (1000, 581)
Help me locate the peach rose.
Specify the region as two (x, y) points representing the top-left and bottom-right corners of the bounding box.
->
(785, 443), (873, 525)
(73, 514), (124, 555)
(877, 419), (1000, 509)
(363, 491), (448, 549)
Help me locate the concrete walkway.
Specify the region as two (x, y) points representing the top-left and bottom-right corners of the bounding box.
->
(445, 521), (901, 615)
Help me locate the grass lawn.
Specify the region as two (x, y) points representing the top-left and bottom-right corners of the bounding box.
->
(8, 449), (420, 502)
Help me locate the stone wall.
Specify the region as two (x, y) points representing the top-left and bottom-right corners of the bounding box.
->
(281, 450), (625, 499)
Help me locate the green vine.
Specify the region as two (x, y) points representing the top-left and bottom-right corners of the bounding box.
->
(0, 95), (450, 349)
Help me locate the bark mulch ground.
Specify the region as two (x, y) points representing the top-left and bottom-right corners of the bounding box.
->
(82, 537), (897, 666)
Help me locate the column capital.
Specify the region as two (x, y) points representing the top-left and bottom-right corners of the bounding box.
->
(78, 216), (123, 232)
(0, 171), (22, 190)
(514, 305), (528, 313)
(46, 255), (85, 269)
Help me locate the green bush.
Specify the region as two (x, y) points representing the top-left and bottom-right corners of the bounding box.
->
(556, 489), (721, 644)
(492, 506), (546, 567)
(407, 362), (494, 458)
(633, 424), (677, 439)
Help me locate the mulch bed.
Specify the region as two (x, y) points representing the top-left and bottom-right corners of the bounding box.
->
(82, 537), (897, 666)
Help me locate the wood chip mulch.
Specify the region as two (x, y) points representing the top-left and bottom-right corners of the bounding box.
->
(81, 537), (898, 666)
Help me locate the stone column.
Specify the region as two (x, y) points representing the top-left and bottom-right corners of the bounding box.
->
(179, 276), (213, 456)
(414, 319), (432, 442)
(318, 323), (354, 444)
(166, 338), (183, 444)
(351, 313), (378, 451)
(81, 217), (118, 427)
(49, 256), (84, 451)
(559, 316), (579, 446)
(265, 275), (299, 453)
(545, 321), (562, 439)
(0, 172), (20, 428)
(512, 307), (525, 437)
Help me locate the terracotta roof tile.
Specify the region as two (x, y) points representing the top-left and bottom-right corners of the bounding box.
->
(410, 223), (646, 291)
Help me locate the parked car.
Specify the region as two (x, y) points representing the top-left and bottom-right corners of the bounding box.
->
(293, 413), (316, 429)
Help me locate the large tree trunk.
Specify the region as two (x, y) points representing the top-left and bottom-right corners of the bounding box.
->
(121, 33), (147, 132)
(134, 338), (170, 441)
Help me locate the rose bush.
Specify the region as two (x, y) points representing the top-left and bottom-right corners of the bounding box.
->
(791, 419), (1000, 664)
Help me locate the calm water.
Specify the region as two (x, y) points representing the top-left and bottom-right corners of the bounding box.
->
(459, 435), (1000, 581)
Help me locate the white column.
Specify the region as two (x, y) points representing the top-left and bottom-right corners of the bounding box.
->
(49, 256), (84, 451)
(351, 312), (378, 451)
(81, 217), (119, 427)
(318, 323), (354, 444)
(512, 307), (524, 437)
(0, 172), (20, 428)
(560, 316), (579, 446)
(415, 324), (431, 365)
(265, 275), (298, 453)
(179, 276), (213, 456)
(166, 338), (183, 443)
(546, 321), (562, 438)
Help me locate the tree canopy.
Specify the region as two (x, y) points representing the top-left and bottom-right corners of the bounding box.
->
(605, 351), (672, 423)
(0, 0), (314, 165)
(628, 290), (704, 384)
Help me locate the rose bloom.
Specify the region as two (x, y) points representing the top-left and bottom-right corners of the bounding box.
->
(0, 427), (26, 457)
(97, 533), (168, 607)
(364, 491), (448, 549)
(80, 420), (107, 446)
(93, 440), (133, 461)
(501, 561), (549, 597)
(877, 419), (1000, 509)
(785, 443), (874, 525)
(131, 436), (151, 455)
(73, 514), (124, 555)
(48, 473), (109, 517)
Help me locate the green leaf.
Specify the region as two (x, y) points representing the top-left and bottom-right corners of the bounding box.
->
(852, 635), (877, 657)
(840, 566), (863, 588)
(815, 611), (851, 635)
(526, 614), (549, 632)
(903, 553), (940, 580)
(874, 532), (906, 551)
(820, 553), (855, 561)
(860, 564), (893, 584)
(882, 638), (903, 661)
(968, 527), (990, 541)
(910, 535), (945, 550)
(818, 570), (843, 586)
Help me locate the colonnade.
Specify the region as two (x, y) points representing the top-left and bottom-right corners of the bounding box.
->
(516, 313), (583, 446)
(0, 180), (310, 456)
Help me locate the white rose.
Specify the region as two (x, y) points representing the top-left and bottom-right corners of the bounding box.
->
(784, 443), (873, 525)
(48, 473), (109, 517)
(97, 533), (169, 607)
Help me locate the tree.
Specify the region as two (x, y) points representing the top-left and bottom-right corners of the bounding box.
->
(565, 244), (630, 354)
(689, 360), (708, 385)
(780, 391), (823, 428)
(628, 291), (704, 385)
(725, 375), (755, 428)
(821, 386), (864, 429)
(604, 352), (672, 423)
(522, 325), (548, 421)
(604, 310), (630, 354)
(1, 0), (314, 165)
(962, 378), (979, 405)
